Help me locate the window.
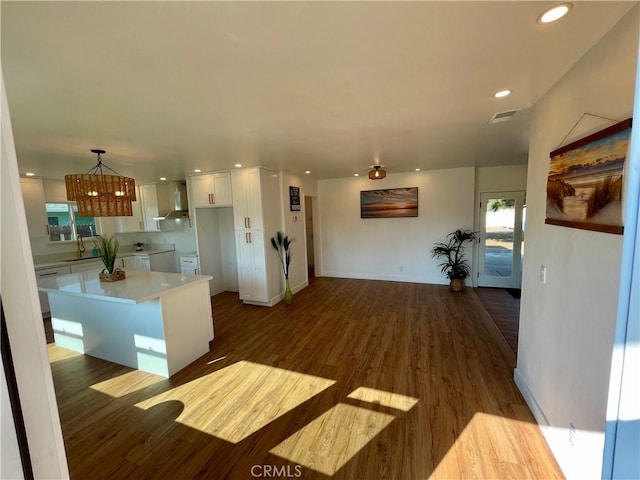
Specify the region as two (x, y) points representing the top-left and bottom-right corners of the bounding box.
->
(46, 203), (96, 242)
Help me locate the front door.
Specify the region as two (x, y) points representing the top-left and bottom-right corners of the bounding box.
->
(478, 191), (526, 288)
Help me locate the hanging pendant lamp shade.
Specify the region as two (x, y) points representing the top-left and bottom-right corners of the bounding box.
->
(369, 165), (386, 180)
(65, 150), (136, 217)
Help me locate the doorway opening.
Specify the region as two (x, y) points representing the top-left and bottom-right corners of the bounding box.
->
(304, 196), (315, 282)
(478, 191), (526, 289)
(476, 191), (526, 356)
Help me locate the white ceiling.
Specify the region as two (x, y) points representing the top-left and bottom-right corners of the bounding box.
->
(1, 1), (635, 183)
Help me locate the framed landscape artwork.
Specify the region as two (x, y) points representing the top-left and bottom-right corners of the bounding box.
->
(545, 118), (632, 234)
(360, 187), (418, 218)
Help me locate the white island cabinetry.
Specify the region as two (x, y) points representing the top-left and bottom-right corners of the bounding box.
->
(39, 271), (214, 377)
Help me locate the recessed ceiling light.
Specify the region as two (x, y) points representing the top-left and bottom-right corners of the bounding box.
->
(305, 170), (311, 174)
(159, 177), (167, 181)
(25, 172), (35, 177)
(194, 169), (202, 173)
(354, 173), (360, 177)
(538, 3), (573, 24)
(415, 168), (421, 172)
(234, 163), (242, 168)
(494, 89), (512, 98)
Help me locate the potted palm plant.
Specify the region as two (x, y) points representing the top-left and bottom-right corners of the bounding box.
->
(270, 231), (294, 305)
(95, 235), (125, 282)
(430, 229), (478, 292)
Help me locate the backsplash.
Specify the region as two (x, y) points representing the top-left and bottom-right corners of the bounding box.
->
(116, 228), (197, 254)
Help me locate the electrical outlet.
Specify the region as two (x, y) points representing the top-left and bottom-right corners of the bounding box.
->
(540, 265), (547, 284)
(399, 266), (404, 272)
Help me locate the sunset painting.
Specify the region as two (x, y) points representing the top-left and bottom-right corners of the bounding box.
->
(361, 187), (418, 218)
(545, 118), (631, 234)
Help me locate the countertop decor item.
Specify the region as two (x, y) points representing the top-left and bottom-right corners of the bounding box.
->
(431, 229), (478, 292)
(94, 235), (125, 281)
(65, 149), (136, 217)
(270, 231), (294, 305)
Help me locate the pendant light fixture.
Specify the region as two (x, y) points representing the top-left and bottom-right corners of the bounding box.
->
(369, 165), (386, 180)
(65, 149), (136, 217)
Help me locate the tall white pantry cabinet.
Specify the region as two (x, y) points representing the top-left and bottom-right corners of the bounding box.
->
(231, 168), (282, 305)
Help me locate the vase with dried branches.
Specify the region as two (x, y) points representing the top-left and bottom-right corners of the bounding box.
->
(270, 231), (294, 305)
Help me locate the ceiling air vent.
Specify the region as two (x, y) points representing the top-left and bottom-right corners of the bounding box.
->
(489, 109), (520, 124)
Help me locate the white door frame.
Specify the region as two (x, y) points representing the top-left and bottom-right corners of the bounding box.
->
(478, 191), (525, 288)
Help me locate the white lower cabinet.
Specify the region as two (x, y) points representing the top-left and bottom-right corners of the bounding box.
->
(70, 260), (104, 274)
(134, 256), (151, 272)
(235, 230), (268, 302)
(120, 256), (137, 271)
(180, 256), (199, 275)
(37, 266), (72, 315)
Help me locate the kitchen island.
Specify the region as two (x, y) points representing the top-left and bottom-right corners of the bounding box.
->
(38, 270), (214, 377)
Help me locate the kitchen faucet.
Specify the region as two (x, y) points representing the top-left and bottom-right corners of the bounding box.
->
(77, 235), (86, 258)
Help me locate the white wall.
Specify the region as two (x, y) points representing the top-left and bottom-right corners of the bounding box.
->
(280, 171), (318, 293)
(1, 69), (69, 478)
(193, 207), (238, 295)
(476, 164), (528, 194)
(515, 7), (639, 479)
(318, 167), (475, 284)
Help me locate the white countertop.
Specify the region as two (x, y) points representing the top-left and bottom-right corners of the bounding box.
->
(38, 270), (213, 304)
(34, 248), (175, 270)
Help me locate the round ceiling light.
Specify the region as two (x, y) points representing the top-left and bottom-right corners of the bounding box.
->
(25, 172), (36, 177)
(494, 89), (512, 98)
(538, 3), (573, 24)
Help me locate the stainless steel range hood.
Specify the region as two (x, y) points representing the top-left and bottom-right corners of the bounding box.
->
(153, 181), (189, 220)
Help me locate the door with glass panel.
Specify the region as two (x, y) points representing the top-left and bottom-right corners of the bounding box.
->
(478, 191), (526, 288)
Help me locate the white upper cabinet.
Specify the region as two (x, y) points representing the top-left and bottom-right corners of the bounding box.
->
(139, 184), (161, 231)
(231, 168), (264, 230)
(115, 186), (144, 233)
(20, 178), (48, 239)
(190, 172), (232, 208)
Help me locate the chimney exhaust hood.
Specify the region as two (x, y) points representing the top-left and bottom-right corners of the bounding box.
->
(153, 181), (189, 220)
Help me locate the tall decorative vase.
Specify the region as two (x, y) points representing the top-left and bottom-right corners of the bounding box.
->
(284, 278), (293, 305)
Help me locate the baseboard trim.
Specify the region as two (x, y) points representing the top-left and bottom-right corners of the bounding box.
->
(514, 368), (550, 427)
(322, 271), (446, 285)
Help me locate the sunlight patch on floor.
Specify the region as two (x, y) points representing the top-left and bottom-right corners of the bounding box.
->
(270, 403), (395, 476)
(429, 412), (540, 479)
(347, 386), (419, 412)
(90, 369), (166, 398)
(135, 360), (335, 443)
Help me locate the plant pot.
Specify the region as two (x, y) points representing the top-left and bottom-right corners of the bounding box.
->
(284, 278), (293, 305)
(449, 278), (465, 292)
(99, 268), (126, 282)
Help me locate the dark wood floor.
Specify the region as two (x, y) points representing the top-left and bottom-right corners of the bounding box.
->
(474, 287), (520, 355)
(46, 277), (562, 479)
